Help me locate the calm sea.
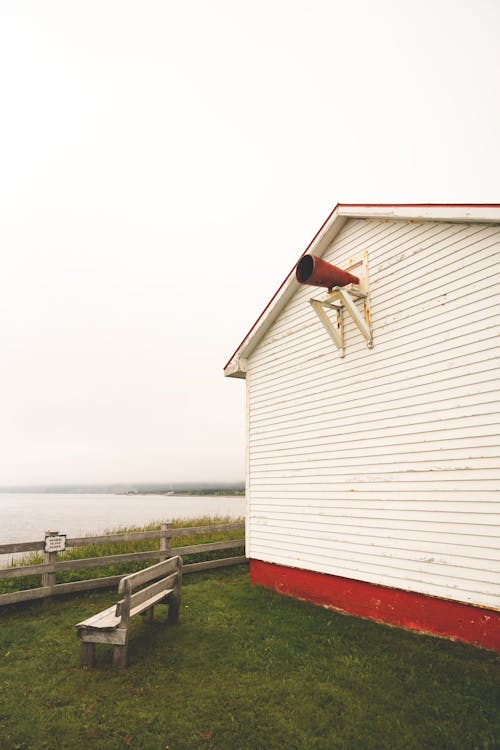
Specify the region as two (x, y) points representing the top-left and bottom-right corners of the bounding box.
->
(0, 493), (246, 548)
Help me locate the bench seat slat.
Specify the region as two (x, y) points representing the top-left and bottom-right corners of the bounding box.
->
(76, 604), (121, 631)
(77, 587), (176, 630)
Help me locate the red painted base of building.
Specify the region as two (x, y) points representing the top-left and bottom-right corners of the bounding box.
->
(250, 560), (500, 651)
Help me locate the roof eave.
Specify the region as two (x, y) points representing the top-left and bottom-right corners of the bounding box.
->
(224, 203), (500, 378)
(337, 204), (500, 223)
(224, 208), (348, 378)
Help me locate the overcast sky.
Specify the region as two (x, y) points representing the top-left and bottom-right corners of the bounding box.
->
(0, 0), (498, 485)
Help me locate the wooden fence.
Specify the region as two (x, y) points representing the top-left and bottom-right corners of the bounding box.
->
(0, 521), (246, 606)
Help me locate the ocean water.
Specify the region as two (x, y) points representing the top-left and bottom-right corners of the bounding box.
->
(0, 492), (246, 548)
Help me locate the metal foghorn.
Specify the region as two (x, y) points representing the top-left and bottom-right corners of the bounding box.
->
(296, 254), (360, 288)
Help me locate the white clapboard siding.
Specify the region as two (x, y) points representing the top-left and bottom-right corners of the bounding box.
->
(246, 218), (500, 610)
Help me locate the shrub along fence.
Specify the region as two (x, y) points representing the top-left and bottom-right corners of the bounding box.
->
(0, 521), (246, 606)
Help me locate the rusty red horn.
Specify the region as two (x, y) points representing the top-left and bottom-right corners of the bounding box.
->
(295, 254), (360, 288)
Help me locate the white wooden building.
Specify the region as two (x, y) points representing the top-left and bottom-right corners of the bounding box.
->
(225, 204), (500, 650)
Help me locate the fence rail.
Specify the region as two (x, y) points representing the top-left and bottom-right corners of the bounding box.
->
(0, 522), (246, 607)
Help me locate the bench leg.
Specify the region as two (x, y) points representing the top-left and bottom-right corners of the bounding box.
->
(80, 642), (96, 669)
(113, 644), (128, 669)
(168, 592), (181, 625)
(142, 606), (154, 624)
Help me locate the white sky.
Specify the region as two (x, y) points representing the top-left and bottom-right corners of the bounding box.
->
(0, 0), (499, 485)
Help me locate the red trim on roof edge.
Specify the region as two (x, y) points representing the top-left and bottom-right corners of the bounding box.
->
(224, 203), (500, 371)
(223, 204), (340, 371)
(337, 203), (500, 207)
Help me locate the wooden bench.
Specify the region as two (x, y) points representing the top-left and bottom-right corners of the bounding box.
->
(76, 555), (182, 668)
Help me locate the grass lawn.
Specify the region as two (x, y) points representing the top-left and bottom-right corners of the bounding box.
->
(0, 567), (498, 750)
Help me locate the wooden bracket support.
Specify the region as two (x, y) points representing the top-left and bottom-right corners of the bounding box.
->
(308, 252), (373, 357)
(310, 299), (344, 352)
(309, 285), (373, 357)
(310, 283), (373, 357)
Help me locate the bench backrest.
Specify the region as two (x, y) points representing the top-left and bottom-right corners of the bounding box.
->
(116, 556), (182, 628)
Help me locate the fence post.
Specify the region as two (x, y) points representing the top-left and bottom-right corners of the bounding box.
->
(160, 522), (172, 561)
(42, 530), (58, 589)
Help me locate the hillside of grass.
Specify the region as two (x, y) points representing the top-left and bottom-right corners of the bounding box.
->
(0, 516), (245, 596)
(0, 567), (498, 750)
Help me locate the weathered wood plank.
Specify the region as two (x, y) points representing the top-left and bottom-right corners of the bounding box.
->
(66, 522), (243, 547)
(58, 549), (164, 571)
(79, 628), (127, 645)
(159, 522), (172, 562)
(0, 538), (244, 579)
(65, 530), (164, 547)
(183, 555), (248, 574)
(113, 644), (128, 668)
(0, 522), (244, 556)
(0, 549), (163, 578)
(169, 523), (244, 538)
(0, 531), (161, 555)
(52, 575), (124, 595)
(0, 562), (53, 579)
(129, 589), (174, 618)
(0, 541), (45, 555)
(0, 585), (51, 605)
(80, 642), (96, 668)
(174, 539), (244, 556)
(42, 530), (58, 588)
(77, 604), (120, 630)
(128, 574), (177, 611)
(168, 594), (181, 625)
(0, 576), (128, 606)
(118, 556), (181, 592)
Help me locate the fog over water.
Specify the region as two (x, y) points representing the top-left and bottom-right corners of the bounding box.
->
(0, 493), (246, 548)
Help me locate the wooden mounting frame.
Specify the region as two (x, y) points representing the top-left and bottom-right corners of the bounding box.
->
(309, 252), (373, 357)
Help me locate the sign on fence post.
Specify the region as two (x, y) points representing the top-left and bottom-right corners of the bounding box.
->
(44, 534), (66, 553)
(42, 530), (63, 589)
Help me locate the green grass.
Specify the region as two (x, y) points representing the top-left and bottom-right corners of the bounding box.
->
(0, 516), (245, 595)
(0, 566), (498, 750)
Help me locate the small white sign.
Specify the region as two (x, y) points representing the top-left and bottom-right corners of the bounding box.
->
(45, 534), (66, 553)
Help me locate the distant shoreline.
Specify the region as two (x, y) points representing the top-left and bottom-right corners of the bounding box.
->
(119, 490), (245, 497)
(0, 487), (245, 495)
